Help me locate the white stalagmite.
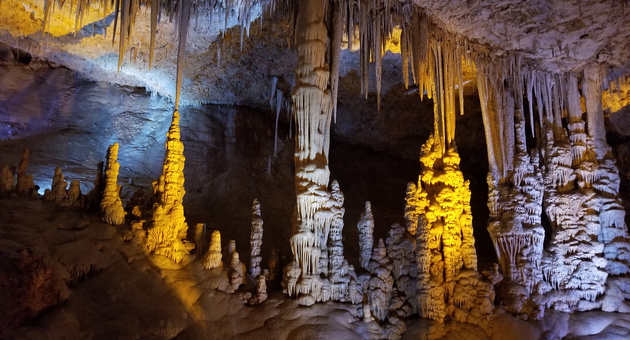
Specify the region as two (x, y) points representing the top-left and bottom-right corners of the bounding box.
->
(146, 111), (193, 263)
(204, 230), (223, 270)
(367, 238), (394, 322)
(249, 199), (264, 277)
(385, 223), (418, 314)
(327, 180), (355, 302)
(357, 201), (375, 270)
(100, 143), (126, 225)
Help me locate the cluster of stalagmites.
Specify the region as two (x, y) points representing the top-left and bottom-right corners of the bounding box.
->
(0, 148), (94, 209)
(1, 149), (36, 199)
(479, 61), (630, 318)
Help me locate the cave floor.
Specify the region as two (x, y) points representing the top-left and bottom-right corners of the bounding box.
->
(1, 197), (630, 340)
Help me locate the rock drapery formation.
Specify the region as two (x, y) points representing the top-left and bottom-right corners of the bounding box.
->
(146, 111), (193, 263)
(100, 143), (126, 226)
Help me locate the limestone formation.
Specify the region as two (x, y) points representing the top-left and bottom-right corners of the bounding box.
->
(366, 239), (394, 322)
(100, 143), (125, 226)
(146, 111), (193, 263)
(194, 223), (207, 256)
(204, 230), (223, 270)
(284, 0), (336, 302)
(328, 180), (354, 302)
(67, 180), (81, 204)
(15, 149), (35, 196)
(405, 137), (489, 327)
(44, 167), (68, 203)
(357, 201), (375, 270)
(0, 164), (14, 195)
(385, 223), (418, 314)
(229, 252), (244, 291)
(249, 199), (264, 278)
(247, 274), (268, 305)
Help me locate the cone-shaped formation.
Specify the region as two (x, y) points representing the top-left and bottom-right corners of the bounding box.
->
(100, 143), (126, 226)
(146, 111), (192, 263)
(249, 199), (264, 277)
(204, 230), (223, 270)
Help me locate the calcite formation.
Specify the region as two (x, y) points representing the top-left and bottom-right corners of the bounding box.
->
(0, 164), (14, 195)
(249, 199), (263, 278)
(44, 167), (68, 203)
(405, 136), (490, 330)
(15, 149), (35, 196)
(203, 230), (223, 270)
(284, 0), (337, 301)
(229, 252), (244, 291)
(146, 111), (193, 263)
(327, 180), (354, 302)
(100, 143), (126, 226)
(357, 201), (375, 271)
(366, 239), (394, 322)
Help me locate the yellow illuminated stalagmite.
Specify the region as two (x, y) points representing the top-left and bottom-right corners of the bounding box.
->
(100, 143), (126, 226)
(146, 111), (193, 263)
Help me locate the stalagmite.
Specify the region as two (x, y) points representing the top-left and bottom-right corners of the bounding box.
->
(15, 149), (35, 196)
(100, 143), (126, 226)
(385, 223), (418, 314)
(367, 239), (394, 322)
(229, 252), (244, 291)
(247, 274), (268, 305)
(249, 199), (264, 277)
(327, 180), (354, 302)
(406, 135), (490, 327)
(204, 230), (223, 270)
(146, 111), (193, 263)
(67, 180), (81, 205)
(357, 201), (375, 270)
(44, 167), (68, 203)
(0, 164), (14, 195)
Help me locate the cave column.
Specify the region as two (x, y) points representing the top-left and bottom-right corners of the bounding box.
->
(286, 0), (334, 293)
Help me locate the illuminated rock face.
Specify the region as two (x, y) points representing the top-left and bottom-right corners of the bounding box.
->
(146, 111), (192, 263)
(100, 143), (125, 226)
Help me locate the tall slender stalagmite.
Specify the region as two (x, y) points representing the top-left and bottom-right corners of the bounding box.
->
(100, 143), (125, 226)
(146, 111), (193, 263)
